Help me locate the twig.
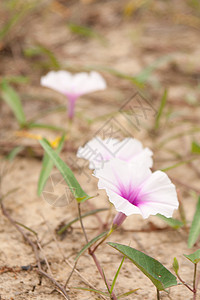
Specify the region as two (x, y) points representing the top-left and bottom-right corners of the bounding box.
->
(0, 200), (70, 300)
(37, 240), (53, 277)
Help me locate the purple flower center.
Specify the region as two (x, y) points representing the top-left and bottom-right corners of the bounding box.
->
(119, 185), (141, 207)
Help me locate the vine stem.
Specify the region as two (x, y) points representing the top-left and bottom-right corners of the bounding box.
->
(91, 226), (114, 254)
(78, 203), (117, 300)
(193, 263), (197, 300)
(156, 288), (160, 300)
(176, 273), (194, 293)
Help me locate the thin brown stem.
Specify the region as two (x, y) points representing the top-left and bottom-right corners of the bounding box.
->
(78, 203), (89, 243)
(78, 203), (117, 300)
(157, 288), (160, 300)
(193, 264), (197, 300)
(176, 273), (194, 293)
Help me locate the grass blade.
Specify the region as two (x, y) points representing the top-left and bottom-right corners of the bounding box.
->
(37, 135), (65, 196)
(135, 55), (172, 84)
(6, 146), (24, 161)
(154, 89), (167, 130)
(110, 256), (125, 294)
(68, 23), (107, 45)
(1, 80), (26, 126)
(117, 288), (139, 298)
(188, 196), (200, 248)
(72, 286), (109, 296)
(39, 138), (90, 203)
(27, 122), (66, 132)
(24, 44), (60, 69)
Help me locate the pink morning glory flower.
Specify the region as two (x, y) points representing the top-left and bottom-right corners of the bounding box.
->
(94, 158), (178, 227)
(77, 137), (153, 170)
(40, 71), (106, 119)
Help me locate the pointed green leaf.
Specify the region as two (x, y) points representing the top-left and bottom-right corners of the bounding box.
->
(191, 141), (200, 154)
(39, 138), (90, 203)
(108, 243), (177, 291)
(173, 257), (179, 275)
(1, 80), (26, 126)
(75, 231), (109, 261)
(37, 135), (65, 195)
(188, 196), (200, 248)
(184, 249), (200, 264)
(157, 214), (183, 229)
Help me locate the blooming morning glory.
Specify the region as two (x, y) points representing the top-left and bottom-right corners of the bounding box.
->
(94, 158), (178, 227)
(77, 137), (153, 170)
(40, 71), (106, 119)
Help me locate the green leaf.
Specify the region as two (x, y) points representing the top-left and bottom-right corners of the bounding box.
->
(154, 89), (167, 130)
(184, 249), (200, 264)
(37, 135), (65, 196)
(188, 196), (200, 248)
(39, 138), (90, 203)
(191, 141), (200, 154)
(157, 214), (184, 229)
(108, 243), (177, 291)
(57, 208), (108, 235)
(117, 289), (139, 299)
(1, 80), (26, 126)
(173, 257), (179, 275)
(75, 231), (109, 261)
(110, 256), (125, 294)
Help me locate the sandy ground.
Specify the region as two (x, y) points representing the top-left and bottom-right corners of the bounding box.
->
(0, 0), (200, 299)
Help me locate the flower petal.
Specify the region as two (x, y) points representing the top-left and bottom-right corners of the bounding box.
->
(41, 71), (73, 95)
(77, 137), (119, 170)
(138, 170), (179, 218)
(77, 137), (153, 170)
(41, 71), (106, 97)
(94, 158), (152, 199)
(116, 138), (153, 167)
(75, 71), (106, 95)
(94, 158), (178, 219)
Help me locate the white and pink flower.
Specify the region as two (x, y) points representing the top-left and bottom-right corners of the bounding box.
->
(41, 71), (106, 119)
(94, 158), (178, 226)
